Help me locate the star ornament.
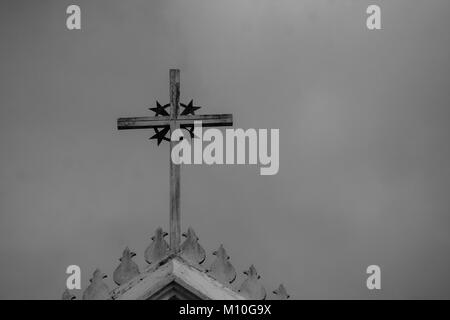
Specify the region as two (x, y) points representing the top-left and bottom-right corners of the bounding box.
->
(179, 124), (199, 139)
(149, 126), (170, 145)
(147, 99), (202, 146)
(180, 100), (201, 116)
(149, 101), (170, 116)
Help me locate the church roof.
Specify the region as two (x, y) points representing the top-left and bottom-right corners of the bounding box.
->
(63, 227), (289, 300)
(112, 255), (245, 300)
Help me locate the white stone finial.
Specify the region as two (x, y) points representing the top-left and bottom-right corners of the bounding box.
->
(273, 284), (290, 299)
(113, 247), (140, 285)
(145, 227), (169, 265)
(238, 265), (266, 300)
(180, 227), (206, 266)
(62, 288), (76, 300)
(207, 244), (236, 285)
(82, 269), (110, 300)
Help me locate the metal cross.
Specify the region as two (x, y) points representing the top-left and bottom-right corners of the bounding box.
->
(117, 69), (233, 252)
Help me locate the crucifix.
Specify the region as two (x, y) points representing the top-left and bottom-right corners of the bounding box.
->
(117, 69), (233, 253)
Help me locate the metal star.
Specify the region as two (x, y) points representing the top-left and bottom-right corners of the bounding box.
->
(148, 101), (171, 145)
(149, 101), (170, 116)
(179, 124), (199, 139)
(180, 100), (201, 116)
(149, 126), (170, 145)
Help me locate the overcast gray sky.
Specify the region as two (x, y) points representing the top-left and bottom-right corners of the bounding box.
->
(1, 0), (450, 299)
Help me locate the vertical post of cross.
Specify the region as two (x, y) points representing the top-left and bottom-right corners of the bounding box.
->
(169, 69), (181, 253)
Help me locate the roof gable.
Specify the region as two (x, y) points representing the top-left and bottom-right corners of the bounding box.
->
(111, 256), (245, 300)
(64, 227), (289, 300)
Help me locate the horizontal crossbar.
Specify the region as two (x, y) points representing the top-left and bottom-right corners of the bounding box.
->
(117, 114), (233, 130)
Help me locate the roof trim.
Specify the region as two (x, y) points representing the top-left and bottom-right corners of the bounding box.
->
(112, 256), (245, 300)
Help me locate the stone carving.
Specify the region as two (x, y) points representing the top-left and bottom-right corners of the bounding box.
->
(145, 227), (169, 265)
(238, 265), (266, 300)
(61, 289), (76, 300)
(113, 247), (140, 285)
(82, 269), (110, 300)
(273, 284), (290, 300)
(207, 244), (236, 285)
(180, 227), (206, 265)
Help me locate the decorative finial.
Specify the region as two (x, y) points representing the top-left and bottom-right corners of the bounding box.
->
(238, 265), (266, 300)
(180, 227), (206, 266)
(144, 227), (169, 264)
(62, 288), (76, 300)
(113, 247), (140, 285)
(207, 244), (236, 285)
(272, 284), (290, 300)
(273, 284), (290, 300)
(82, 269), (110, 300)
